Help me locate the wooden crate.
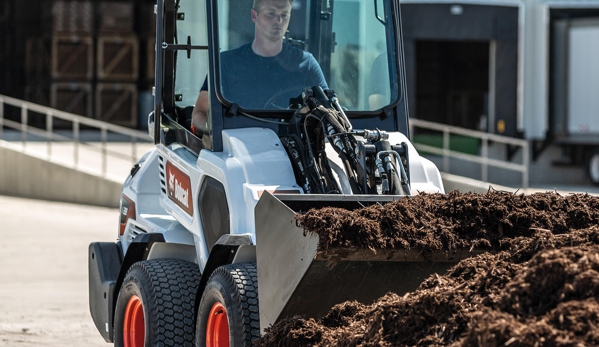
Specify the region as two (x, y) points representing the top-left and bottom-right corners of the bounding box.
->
(97, 35), (139, 81)
(52, 0), (93, 33)
(51, 34), (94, 80)
(95, 83), (138, 128)
(98, 2), (134, 33)
(51, 82), (93, 128)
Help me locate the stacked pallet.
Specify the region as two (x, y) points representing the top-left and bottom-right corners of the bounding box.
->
(25, 0), (142, 129)
(50, 0), (94, 126)
(95, 2), (138, 128)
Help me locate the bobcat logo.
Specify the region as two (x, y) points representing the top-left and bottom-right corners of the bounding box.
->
(168, 170), (175, 195)
(165, 162), (193, 215)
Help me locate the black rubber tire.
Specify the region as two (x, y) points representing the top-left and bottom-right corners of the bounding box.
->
(113, 259), (201, 347)
(196, 263), (260, 347)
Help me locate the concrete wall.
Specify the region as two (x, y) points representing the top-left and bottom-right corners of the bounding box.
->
(0, 142), (122, 208)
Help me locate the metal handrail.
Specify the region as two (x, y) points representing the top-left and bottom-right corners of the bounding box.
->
(409, 118), (529, 188)
(0, 94), (153, 178)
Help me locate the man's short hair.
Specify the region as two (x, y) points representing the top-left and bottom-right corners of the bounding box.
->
(253, 0), (293, 11)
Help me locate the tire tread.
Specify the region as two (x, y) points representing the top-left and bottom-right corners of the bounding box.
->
(208, 262), (261, 346)
(118, 258), (200, 347)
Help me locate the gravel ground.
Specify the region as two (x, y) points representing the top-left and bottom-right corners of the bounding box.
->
(0, 195), (116, 347)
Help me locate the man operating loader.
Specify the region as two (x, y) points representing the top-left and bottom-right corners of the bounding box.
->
(190, 0), (328, 137)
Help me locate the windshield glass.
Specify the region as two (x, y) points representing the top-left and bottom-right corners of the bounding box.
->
(216, 0), (398, 111)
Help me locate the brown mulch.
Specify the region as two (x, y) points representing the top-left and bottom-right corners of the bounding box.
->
(256, 190), (599, 347)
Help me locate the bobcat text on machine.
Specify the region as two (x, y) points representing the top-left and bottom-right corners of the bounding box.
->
(88, 0), (445, 346)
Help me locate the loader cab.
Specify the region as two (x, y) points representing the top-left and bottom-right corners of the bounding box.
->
(153, 0), (409, 153)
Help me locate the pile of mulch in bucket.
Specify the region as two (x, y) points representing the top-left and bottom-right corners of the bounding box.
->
(297, 190), (599, 254)
(256, 190), (599, 347)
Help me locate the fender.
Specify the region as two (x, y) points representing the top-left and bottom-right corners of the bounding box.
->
(88, 241), (123, 342)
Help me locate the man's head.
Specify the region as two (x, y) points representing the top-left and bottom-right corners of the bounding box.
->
(251, 0), (293, 44)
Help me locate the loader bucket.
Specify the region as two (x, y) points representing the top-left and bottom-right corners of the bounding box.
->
(255, 192), (482, 333)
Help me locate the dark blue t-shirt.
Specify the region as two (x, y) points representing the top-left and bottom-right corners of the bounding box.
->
(202, 43), (328, 109)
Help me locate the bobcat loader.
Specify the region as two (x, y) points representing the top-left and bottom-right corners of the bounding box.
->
(89, 0), (451, 346)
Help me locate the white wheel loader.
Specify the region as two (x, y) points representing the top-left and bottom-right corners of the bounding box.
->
(88, 0), (448, 346)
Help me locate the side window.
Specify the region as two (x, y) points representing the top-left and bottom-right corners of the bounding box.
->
(175, 0), (209, 109)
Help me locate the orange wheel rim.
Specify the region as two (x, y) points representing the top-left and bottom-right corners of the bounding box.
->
(206, 302), (229, 347)
(123, 295), (145, 347)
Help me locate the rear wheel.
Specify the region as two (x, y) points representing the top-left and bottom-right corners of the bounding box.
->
(114, 259), (201, 347)
(196, 263), (260, 347)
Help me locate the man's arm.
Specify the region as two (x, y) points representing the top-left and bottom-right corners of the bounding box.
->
(191, 90), (209, 137)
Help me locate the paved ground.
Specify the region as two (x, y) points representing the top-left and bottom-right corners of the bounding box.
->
(0, 195), (116, 347)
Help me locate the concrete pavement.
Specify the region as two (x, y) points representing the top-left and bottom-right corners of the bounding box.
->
(0, 195), (116, 347)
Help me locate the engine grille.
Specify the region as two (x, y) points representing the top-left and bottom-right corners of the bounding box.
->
(158, 154), (166, 194)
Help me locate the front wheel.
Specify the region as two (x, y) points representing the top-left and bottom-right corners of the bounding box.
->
(113, 259), (201, 347)
(196, 263), (260, 347)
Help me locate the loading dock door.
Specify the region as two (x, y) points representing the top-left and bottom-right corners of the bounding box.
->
(416, 40), (488, 130)
(401, 4), (518, 136)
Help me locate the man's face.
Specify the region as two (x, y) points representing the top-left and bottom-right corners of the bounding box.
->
(251, 0), (292, 43)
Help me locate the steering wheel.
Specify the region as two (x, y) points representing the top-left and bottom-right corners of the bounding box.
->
(263, 85), (311, 109)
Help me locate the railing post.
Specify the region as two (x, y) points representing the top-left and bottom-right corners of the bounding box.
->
(522, 140), (529, 189)
(443, 128), (450, 173)
(481, 136), (488, 182)
(101, 127), (107, 176)
(21, 104), (28, 148)
(73, 118), (79, 167)
(46, 111), (53, 158)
